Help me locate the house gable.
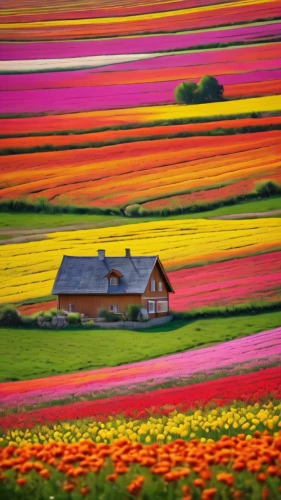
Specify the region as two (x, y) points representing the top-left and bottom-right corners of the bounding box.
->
(143, 257), (174, 297)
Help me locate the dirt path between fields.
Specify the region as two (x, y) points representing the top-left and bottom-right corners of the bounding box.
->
(0, 218), (127, 244)
(208, 209), (281, 220)
(1, 210), (280, 244)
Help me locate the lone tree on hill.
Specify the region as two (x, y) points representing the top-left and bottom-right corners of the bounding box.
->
(174, 75), (224, 105)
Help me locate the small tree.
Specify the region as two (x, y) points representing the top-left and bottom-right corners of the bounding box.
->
(198, 75), (224, 102)
(174, 81), (199, 105)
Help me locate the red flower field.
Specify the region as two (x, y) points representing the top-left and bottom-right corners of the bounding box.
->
(1, 366), (280, 428)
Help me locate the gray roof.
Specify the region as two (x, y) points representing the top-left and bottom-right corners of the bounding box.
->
(52, 255), (162, 295)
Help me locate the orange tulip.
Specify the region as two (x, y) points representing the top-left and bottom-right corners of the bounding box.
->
(16, 478), (27, 487)
(193, 478), (205, 489)
(107, 473), (118, 482)
(39, 468), (50, 480)
(216, 472), (235, 486)
(80, 486), (90, 496)
(202, 488), (217, 500)
(63, 482), (75, 492)
(127, 475), (145, 495)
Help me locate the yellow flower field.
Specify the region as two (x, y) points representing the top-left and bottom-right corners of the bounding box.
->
(1, 401), (281, 448)
(1, 218), (281, 303)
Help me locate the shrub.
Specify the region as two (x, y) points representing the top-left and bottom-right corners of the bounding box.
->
(124, 204), (141, 216)
(126, 304), (143, 321)
(255, 180), (281, 197)
(66, 313), (81, 324)
(0, 305), (21, 326)
(21, 314), (38, 327)
(105, 311), (120, 322)
(98, 309), (107, 319)
(97, 309), (120, 322)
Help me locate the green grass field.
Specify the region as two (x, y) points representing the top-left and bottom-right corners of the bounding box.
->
(1, 197), (280, 233)
(0, 311), (280, 382)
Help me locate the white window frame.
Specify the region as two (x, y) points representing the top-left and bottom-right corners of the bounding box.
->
(68, 304), (75, 312)
(151, 279), (156, 292)
(157, 301), (168, 313)
(148, 300), (156, 314)
(158, 282), (163, 292)
(110, 304), (119, 313)
(110, 277), (118, 286)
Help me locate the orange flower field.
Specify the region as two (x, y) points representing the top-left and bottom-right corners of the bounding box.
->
(1, 433), (281, 499)
(1, 130), (280, 209)
(2, 114), (281, 151)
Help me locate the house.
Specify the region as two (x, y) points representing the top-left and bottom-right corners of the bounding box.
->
(52, 249), (174, 319)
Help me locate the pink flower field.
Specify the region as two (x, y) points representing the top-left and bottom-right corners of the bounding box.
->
(1, 328), (280, 407)
(169, 251), (281, 311)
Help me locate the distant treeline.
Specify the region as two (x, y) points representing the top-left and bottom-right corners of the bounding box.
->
(0, 181), (280, 218)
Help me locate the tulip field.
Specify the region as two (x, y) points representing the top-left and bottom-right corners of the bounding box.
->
(1, 0), (281, 498)
(1, 217), (281, 304)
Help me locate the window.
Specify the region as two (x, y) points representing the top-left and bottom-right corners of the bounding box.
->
(158, 282), (163, 292)
(110, 277), (118, 285)
(151, 279), (156, 292)
(110, 304), (119, 313)
(157, 301), (168, 313)
(148, 300), (155, 314)
(68, 304), (75, 312)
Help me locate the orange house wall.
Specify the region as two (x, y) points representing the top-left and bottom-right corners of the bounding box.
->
(58, 294), (142, 318)
(58, 261), (171, 318)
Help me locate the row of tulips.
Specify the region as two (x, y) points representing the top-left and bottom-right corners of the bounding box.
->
(1, 401), (281, 448)
(0, 432), (281, 499)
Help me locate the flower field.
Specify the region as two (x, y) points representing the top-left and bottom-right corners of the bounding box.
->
(1, 218), (281, 304)
(1, 1), (281, 498)
(169, 251), (281, 310)
(1, 328), (280, 407)
(1, 130), (281, 209)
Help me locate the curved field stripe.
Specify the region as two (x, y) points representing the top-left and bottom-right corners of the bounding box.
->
(1, 95), (280, 134)
(0, 1), (232, 23)
(169, 251), (281, 311)
(1, 2), (280, 40)
(1, 366), (281, 427)
(0, 130), (280, 208)
(0, 218), (281, 303)
(0, 328), (280, 407)
(2, 66), (281, 92)
(2, 77), (281, 114)
(1, 114), (281, 150)
(1, 1), (276, 28)
(1, 21), (280, 60)
(143, 171), (281, 211)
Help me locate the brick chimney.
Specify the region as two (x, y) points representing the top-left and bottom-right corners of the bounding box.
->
(125, 248), (131, 257)
(98, 249), (105, 260)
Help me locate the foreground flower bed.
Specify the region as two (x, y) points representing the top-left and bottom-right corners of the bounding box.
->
(1, 400), (280, 448)
(1, 366), (280, 428)
(1, 432), (281, 499)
